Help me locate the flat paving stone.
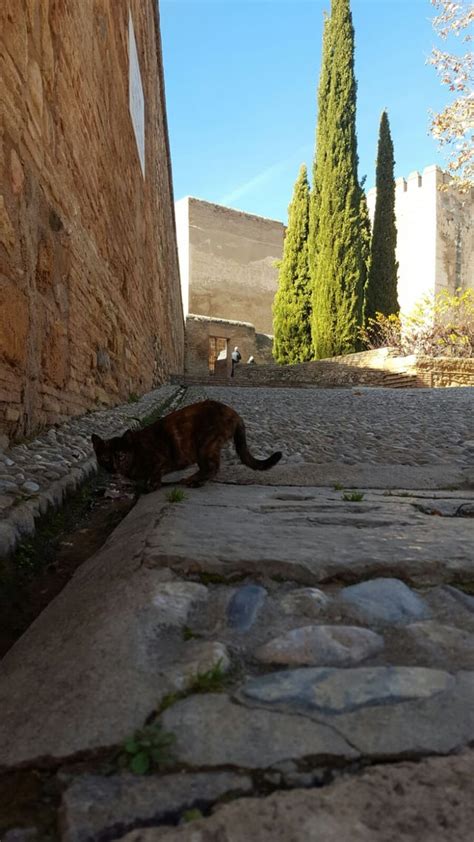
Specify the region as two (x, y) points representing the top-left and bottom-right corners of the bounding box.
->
(144, 486), (474, 586)
(338, 578), (430, 625)
(160, 693), (358, 768)
(115, 751), (474, 842)
(60, 771), (252, 842)
(254, 625), (384, 667)
(238, 667), (474, 758)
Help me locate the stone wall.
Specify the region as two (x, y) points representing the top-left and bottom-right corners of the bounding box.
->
(233, 349), (474, 389)
(184, 315), (272, 378)
(0, 0), (184, 443)
(175, 197), (285, 335)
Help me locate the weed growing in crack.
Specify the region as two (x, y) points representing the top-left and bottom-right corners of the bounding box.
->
(182, 809), (204, 823)
(166, 488), (186, 504)
(118, 722), (175, 774)
(183, 625), (201, 641)
(190, 659), (229, 693)
(343, 491), (365, 502)
(333, 482), (344, 491)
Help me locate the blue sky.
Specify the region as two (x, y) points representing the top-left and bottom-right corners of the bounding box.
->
(160, 0), (450, 222)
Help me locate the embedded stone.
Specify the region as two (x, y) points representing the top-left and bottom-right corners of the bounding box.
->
(241, 666), (452, 714)
(226, 584), (266, 631)
(403, 621), (474, 668)
(338, 578), (429, 625)
(160, 694), (357, 769)
(163, 641), (230, 692)
(255, 625), (384, 667)
(280, 588), (330, 616)
(443, 585), (474, 614)
(151, 581), (208, 626)
(22, 481), (41, 493)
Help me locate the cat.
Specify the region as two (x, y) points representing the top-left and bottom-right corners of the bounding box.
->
(91, 399), (282, 489)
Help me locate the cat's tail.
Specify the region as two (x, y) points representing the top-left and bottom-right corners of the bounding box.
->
(234, 420), (282, 471)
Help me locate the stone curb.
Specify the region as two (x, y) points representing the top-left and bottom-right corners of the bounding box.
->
(0, 385), (184, 561)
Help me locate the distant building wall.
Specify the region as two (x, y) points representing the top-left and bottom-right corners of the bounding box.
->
(184, 314), (272, 378)
(175, 197), (285, 335)
(0, 0), (184, 442)
(367, 165), (474, 316)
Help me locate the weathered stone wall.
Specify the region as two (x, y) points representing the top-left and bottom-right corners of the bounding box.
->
(175, 197), (285, 335)
(367, 166), (474, 318)
(0, 0), (184, 442)
(233, 349), (474, 389)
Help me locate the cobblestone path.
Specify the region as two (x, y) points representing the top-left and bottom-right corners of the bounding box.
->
(0, 385), (473, 841)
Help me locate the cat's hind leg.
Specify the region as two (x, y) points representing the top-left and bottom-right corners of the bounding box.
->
(183, 450), (221, 488)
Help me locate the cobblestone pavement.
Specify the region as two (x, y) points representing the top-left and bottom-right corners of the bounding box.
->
(201, 385), (474, 468)
(1, 384), (474, 841)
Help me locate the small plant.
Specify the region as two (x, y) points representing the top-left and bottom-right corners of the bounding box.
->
(166, 488), (186, 503)
(343, 491), (365, 502)
(183, 625), (201, 641)
(118, 723), (175, 774)
(333, 482), (344, 491)
(182, 809), (204, 823)
(127, 392), (139, 404)
(190, 659), (229, 693)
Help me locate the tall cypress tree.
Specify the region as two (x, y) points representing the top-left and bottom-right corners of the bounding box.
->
(310, 0), (365, 359)
(273, 165), (312, 364)
(359, 176), (372, 322)
(309, 13), (331, 265)
(365, 110), (399, 320)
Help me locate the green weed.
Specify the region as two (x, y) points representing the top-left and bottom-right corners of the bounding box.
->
(118, 723), (175, 775)
(343, 491), (365, 502)
(166, 488), (186, 503)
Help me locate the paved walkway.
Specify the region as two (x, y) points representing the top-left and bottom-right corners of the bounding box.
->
(1, 385), (473, 841)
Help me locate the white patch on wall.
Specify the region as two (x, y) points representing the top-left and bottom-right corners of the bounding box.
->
(128, 10), (145, 176)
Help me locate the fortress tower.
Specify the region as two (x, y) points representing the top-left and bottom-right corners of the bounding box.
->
(367, 165), (474, 316)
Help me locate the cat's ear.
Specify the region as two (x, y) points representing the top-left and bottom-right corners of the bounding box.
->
(91, 434), (103, 448)
(122, 429), (134, 446)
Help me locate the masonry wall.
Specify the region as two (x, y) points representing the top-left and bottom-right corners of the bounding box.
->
(367, 165), (474, 317)
(0, 0), (184, 442)
(176, 197), (285, 335)
(184, 315), (260, 378)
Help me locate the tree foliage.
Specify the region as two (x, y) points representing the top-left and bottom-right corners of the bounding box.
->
(365, 111), (399, 321)
(429, 0), (474, 190)
(310, 0), (365, 359)
(272, 164), (313, 364)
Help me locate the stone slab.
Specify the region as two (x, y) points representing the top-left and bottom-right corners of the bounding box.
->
(0, 493), (190, 767)
(144, 485), (474, 586)
(215, 462), (472, 490)
(116, 751), (474, 842)
(239, 667), (474, 757)
(60, 771), (252, 842)
(160, 694), (358, 768)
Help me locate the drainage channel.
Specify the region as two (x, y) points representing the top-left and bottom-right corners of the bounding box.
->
(0, 386), (187, 659)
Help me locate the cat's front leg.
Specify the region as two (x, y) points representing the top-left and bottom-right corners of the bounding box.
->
(147, 467), (162, 492)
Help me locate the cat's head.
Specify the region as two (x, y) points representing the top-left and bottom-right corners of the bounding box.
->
(91, 430), (135, 476)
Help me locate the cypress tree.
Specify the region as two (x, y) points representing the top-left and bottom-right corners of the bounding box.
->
(272, 164), (312, 364)
(365, 110), (399, 320)
(359, 176), (372, 322)
(309, 13), (331, 265)
(310, 0), (365, 359)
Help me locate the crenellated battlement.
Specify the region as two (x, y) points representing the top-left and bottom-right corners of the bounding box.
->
(368, 165), (451, 201)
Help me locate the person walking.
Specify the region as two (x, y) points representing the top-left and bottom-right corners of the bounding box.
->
(231, 346), (241, 377)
